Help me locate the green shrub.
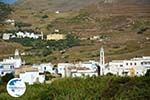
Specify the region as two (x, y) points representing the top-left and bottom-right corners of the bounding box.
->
(145, 69), (150, 76)
(1, 73), (14, 83)
(42, 15), (48, 19)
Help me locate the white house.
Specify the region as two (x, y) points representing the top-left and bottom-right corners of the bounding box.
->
(15, 31), (43, 39)
(38, 63), (55, 74)
(55, 11), (60, 14)
(104, 60), (125, 76)
(5, 19), (15, 26)
(2, 33), (12, 40)
(57, 62), (99, 78)
(19, 71), (45, 85)
(54, 29), (59, 33)
(0, 49), (23, 69)
(32, 63), (56, 74)
(0, 63), (15, 76)
(70, 61), (98, 77)
(57, 63), (75, 77)
(104, 56), (150, 76)
(16, 31), (24, 38)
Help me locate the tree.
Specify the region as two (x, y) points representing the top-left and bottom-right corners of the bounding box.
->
(145, 69), (150, 76)
(0, 2), (12, 23)
(1, 73), (14, 83)
(106, 72), (114, 76)
(44, 71), (53, 81)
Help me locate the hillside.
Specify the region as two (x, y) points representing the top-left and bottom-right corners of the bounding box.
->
(16, 0), (100, 11)
(15, 0), (150, 11)
(0, 0), (150, 63)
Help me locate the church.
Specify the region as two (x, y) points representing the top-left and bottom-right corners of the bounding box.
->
(0, 49), (24, 76)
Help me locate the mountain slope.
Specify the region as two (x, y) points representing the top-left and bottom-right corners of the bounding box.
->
(16, 0), (150, 11)
(2, 0), (150, 63)
(16, 0), (101, 11)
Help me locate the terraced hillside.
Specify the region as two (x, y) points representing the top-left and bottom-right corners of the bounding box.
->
(0, 0), (150, 63)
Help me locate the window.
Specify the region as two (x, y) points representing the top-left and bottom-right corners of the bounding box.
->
(10, 66), (14, 69)
(1, 72), (4, 75)
(126, 63), (128, 66)
(0, 66), (3, 69)
(134, 63), (137, 66)
(141, 62), (143, 65)
(44, 67), (46, 70)
(120, 65), (123, 67)
(144, 62), (147, 65)
(130, 63), (132, 66)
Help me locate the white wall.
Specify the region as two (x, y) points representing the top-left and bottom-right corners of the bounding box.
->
(57, 63), (74, 77)
(19, 72), (45, 85)
(39, 63), (55, 74)
(0, 64), (15, 76)
(104, 56), (150, 77)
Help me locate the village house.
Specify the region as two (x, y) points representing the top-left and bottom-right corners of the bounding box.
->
(15, 31), (43, 39)
(104, 56), (150, 77)
(57, 63), (75, 77)
(70, 61), (99, 77)
(2, 31), (43, 40)
(5, 19), (15, 26)
(0, 49), (23, 69)
(57, 61), (100, 78)
(2, 33), (13, 40)
(46, 34), (66, 40)
(0, 63), (15, 76)
(19, 71), (45, 85)
(33, 63), (56, 74)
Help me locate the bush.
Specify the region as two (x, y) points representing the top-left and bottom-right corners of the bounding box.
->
(106, 72), (114, 76)
(145, 69), (150, 76)
(0, 77), (2, 84)
(0, 76), (150, 99)
(1, 73), (14, 83)
(44, 72), (53, 81)
(42, 15), (48, 19)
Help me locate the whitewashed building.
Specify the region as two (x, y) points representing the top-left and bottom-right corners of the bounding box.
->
(2, 33), (13, 40)
(57, 62), (99, 78)
(0, 49), (23, 69)
(71, 61), (99, 77)
(15, 31), (43, 39)
(38, 63), (55, 74)
(5, 19), (15, 26)
(33, 63), (56, 74)
(0, 63), (15, 76)
(57, 63), (75, 77)
(104, 56), (150, 76)
(19, 71), (45, 85)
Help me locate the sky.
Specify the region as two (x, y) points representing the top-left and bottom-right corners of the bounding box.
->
(0, 0), (17, 4)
